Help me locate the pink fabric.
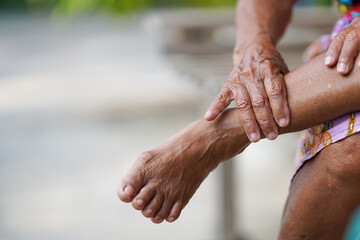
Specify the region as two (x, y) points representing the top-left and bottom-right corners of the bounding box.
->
(295, 112), (360, 172)
(294, 10), (360, 175)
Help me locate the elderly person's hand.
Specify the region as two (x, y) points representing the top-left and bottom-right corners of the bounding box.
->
(325, 15), (360, 74)
(205, 35), (290, 142)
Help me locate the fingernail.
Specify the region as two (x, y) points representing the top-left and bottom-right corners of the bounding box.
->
(204, 110), (211, 119)
(249, 133), (259, 142)
(268, 132), (277, 140)
(325, 56), (333, 65)
(136, 199), (144, 206)
(279, 118), (288, 127)
(337, 63), (347, 73)
(124, 186), (133, 197)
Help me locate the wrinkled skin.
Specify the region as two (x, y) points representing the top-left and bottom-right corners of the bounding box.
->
(326, 15), (360, 74)
(118, 53), (360, 225)
(204, 0), (295, 142)
(206, 35), (290, 142)
(118, 113), (249, 223)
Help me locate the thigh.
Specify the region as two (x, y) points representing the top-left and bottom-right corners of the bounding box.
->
(279, 133), (360, 240)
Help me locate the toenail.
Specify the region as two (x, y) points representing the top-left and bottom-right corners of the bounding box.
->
(168, 216), (175, 222)
(145, 209), (153, 216)
(154, 216), (162, 222)
(136, 199), (143, 206)
(124, 186), (133, 197)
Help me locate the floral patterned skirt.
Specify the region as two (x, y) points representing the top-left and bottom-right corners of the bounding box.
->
(294, 4), (360, 177)
(295, 112), (360, 174)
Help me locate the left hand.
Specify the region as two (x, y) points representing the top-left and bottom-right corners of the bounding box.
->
(325, 16), (360, 75)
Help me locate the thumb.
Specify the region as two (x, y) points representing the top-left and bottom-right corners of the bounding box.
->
(205, 88), (233, 121)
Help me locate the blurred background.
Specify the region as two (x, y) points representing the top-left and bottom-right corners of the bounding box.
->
(0, 0), (338, 239)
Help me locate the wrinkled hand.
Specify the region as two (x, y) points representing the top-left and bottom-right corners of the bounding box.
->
(325, 16), (360, 74)
(205, 37), (290, 142)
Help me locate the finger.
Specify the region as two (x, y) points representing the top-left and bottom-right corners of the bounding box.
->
(337, 31), (359, 75)
(246, 79), (278, 140)
(325, 32), (346, 67)
(205, 87), (233, 121)
(234, 85), (261, 142)
(264, 74), (290, 128)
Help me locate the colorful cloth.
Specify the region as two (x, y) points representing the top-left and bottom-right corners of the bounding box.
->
(295, 113), (360, 170)
(338, 0), (360, 14)
(295, 2), (360, 173)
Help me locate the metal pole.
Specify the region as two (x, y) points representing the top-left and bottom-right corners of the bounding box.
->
(220, 158), (245, 240)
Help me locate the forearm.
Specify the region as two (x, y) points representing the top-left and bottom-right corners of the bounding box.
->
(235, 0), (297, 45)
(282, 53), (360, 132)
(199, 53), (360, 161)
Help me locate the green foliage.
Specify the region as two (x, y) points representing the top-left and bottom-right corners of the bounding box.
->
(22, 0), (334, 17)
(298, 0), (333, 6)
(23, 0), (238, 16)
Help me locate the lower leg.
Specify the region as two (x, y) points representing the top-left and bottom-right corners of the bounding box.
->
(118, 53), (360, 223)
(280, 134), (360, 239)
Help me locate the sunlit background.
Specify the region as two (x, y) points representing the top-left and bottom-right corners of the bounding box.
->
(0, 0), (338, 239)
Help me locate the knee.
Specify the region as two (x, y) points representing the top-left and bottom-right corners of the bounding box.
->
(323, 140), (360, 182)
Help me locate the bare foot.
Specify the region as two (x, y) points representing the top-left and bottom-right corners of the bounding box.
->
(117, 110), (249, 223)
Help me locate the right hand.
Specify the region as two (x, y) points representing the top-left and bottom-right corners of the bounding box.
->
(205, 36), (290, 142)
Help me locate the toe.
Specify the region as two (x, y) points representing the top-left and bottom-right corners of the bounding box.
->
(117, 152), (153, 203)
(151, 198), (174, 224)
(166, 201), (182, 223)
(131, 185), (156, 210)
(141, 194), (164, 219)
(117, 183), (136, 203)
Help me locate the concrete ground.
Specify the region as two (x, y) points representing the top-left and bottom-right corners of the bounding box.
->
(0, 8), (336, 240)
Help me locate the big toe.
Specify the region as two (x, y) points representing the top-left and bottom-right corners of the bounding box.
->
(117, 152), (153, 203)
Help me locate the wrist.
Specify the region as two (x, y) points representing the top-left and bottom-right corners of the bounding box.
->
(235, 31), (275, 50)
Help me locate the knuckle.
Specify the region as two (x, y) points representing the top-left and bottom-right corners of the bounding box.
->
(236, 97), (251, 111)
(261, 58), (272, 66)
(257, 117), (271, 129)
(214, 88), (231, 105)
(215, 93), (227, 104)
(237, 65), (255, 79)
(331, 34), (346, 48)
(223, 80), (234, 89)
(268, 80), (283, 98)
(251, 96), (266, 109)
(345, 31), (357, 41)
(138, 151), (154, 163)
(334, 32), (346, 41)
